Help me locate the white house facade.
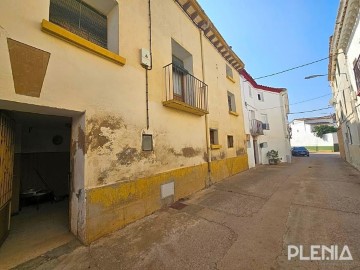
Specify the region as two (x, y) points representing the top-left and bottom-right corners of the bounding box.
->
(240, 69), (291, 167)
(290, 116), (339, 152)
(328, 0), (360, 170)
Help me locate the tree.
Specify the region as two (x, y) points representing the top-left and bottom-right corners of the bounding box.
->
(313, 125), (337, 138)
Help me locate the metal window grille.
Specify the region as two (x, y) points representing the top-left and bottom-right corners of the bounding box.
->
(50, 0), (107, 48)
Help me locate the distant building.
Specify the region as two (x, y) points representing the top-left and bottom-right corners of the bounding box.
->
(328, 0), (360, 170)
(240, 69), (291, 167)
(290, 116), (339, 152)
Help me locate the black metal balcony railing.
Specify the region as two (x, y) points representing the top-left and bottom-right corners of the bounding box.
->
(163, 63), (208, 112)
(250, 119), (264, 136)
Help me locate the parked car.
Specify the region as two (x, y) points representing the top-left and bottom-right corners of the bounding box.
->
(292, 147), (310, 157)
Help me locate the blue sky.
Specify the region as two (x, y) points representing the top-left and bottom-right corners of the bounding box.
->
(197, 0), (339, 121)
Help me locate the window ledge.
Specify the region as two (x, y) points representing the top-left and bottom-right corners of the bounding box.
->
(229, 111), (239, 116)
(41, 20), (126, 66)
(211, 144), (222, 150)
(162, 99), (208, 116)
(226, 75), (236, 83)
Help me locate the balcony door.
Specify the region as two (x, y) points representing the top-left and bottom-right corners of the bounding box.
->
(172, 55), (186, 101)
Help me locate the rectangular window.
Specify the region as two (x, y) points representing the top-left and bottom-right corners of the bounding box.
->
(49, 0), (107, 48)
(227, 135), (234, 148)
(210, 129), (218, 145)
(353, 55), (360, 93)
(226, 64), (233, 79)
(336, 58), (341, 76)
(261, 114), (269, 130)
(342, 91), (347, 114)
(257, 92), (264, 101)
(227, 91), (236, 112)
(334, 74), (338, 88)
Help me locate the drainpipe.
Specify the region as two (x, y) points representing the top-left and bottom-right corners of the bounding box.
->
(199, 27), (212, 186)
(143, 0), (153, 130)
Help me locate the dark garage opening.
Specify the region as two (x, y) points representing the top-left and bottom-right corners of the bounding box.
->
(0, 111), (74, 269)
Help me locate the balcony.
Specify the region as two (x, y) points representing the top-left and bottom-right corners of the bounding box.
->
(163, 63), (208, 116)
(250, 119), (264, 136)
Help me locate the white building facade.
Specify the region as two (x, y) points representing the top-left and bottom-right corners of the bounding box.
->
(240, 69), (291, 167)
(329, 0), (360, 170)
(290, 116), (339, 152)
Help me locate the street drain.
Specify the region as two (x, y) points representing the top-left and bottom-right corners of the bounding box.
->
(170, 201), (188, 210)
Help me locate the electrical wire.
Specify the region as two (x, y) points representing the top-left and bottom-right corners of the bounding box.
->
(250, 52), (343, 81)
(255, 86), (351, 111)
(288, 106), (333, 115)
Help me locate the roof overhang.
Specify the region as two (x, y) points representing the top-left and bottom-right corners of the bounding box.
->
(240, 69), (286, 93)
(328, 0), (360, 82)
(174, 0), (245, 73)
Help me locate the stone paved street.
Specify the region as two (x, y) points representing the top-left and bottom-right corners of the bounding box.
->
(16, 153), (360, 270)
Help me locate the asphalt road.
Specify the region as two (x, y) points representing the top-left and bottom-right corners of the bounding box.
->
(17, 153), (360, 270)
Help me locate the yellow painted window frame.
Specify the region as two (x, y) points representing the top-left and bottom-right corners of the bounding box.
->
(41, 20), (126, 66)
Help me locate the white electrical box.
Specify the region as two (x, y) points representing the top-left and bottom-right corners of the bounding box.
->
(140, 48), (151, 67)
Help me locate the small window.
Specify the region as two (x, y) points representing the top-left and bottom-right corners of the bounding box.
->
(50, 0), (108, 49)
(336, 58), (341, 76)
(226, 64), (233, 79)
(346, 125), (353, 144)
(227, 135), (234, 148)
(142, 134), (153, 151)
(210, 129), (218, 145)
(353, 55), (360, 92)
(227, 91), (236, 112)
(257, 92), (264, 101)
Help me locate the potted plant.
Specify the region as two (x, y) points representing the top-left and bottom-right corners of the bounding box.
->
(266, 150), (280, 165)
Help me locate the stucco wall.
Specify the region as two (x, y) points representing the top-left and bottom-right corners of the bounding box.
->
(240, 76), (291, 166)
(290, 120), (337, 150)
(0, 0), (249, 243)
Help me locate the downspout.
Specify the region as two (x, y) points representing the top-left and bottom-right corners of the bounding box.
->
(199, 27), (212, 187)
(144, 0), (153, 130)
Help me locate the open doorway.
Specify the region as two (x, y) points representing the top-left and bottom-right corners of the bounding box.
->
(0, 110), (74, 268)
(253, 139), (259, 165)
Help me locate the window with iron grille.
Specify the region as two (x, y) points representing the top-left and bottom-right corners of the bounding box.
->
(50, 0), (107, 49)
(354, 56), (360, 93)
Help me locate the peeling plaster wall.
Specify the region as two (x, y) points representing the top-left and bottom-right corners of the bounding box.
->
(0, 0), (249, 243)
(201, 31), (247, 162)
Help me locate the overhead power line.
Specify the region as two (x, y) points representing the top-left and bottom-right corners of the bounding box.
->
(257, 86), (350, 111)
(251, 52), (343, 81)
(291, 93), (331, 105)
(288, 106), (332, 115)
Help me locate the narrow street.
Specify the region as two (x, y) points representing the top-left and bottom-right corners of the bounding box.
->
(16, 153), (360, 270)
